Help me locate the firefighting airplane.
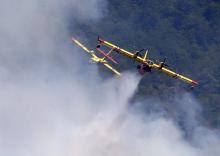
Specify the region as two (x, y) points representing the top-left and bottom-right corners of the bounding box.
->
(97, 37), (198, 87)
(71, 37), (120, 76)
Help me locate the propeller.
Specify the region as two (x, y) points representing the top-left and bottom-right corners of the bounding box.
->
(133, 49), (146, 63)
(159, 58), (169, 69)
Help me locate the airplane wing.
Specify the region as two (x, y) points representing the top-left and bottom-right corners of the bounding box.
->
(151, 63), (198, 86)
(103, 63), (121, 76)
(72, 37), (94, 55)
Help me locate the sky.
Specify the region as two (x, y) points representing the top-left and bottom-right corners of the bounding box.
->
(0, 0), (219, 156)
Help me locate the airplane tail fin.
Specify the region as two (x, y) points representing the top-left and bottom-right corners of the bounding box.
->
(143, 50), (148, 61)
(97, 36), (104, 44)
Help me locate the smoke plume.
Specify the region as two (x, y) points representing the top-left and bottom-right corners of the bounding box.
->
(0, 0), (219, 156)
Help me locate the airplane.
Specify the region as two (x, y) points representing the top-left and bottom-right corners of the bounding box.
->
(96, 37), (198, 87)
(71, 37), (121, 76)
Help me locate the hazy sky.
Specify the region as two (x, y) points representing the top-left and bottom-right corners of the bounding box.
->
(0, 0), (219, 156)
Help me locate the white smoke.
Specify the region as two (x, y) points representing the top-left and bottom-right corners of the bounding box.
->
(0, 0), (219, 156)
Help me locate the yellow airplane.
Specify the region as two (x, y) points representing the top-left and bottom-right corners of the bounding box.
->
(97, 37), (198, 87)
(71, 37), (120, 76)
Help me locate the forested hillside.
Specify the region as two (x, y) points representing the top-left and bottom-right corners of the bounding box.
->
(72, 0), (220, 128)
